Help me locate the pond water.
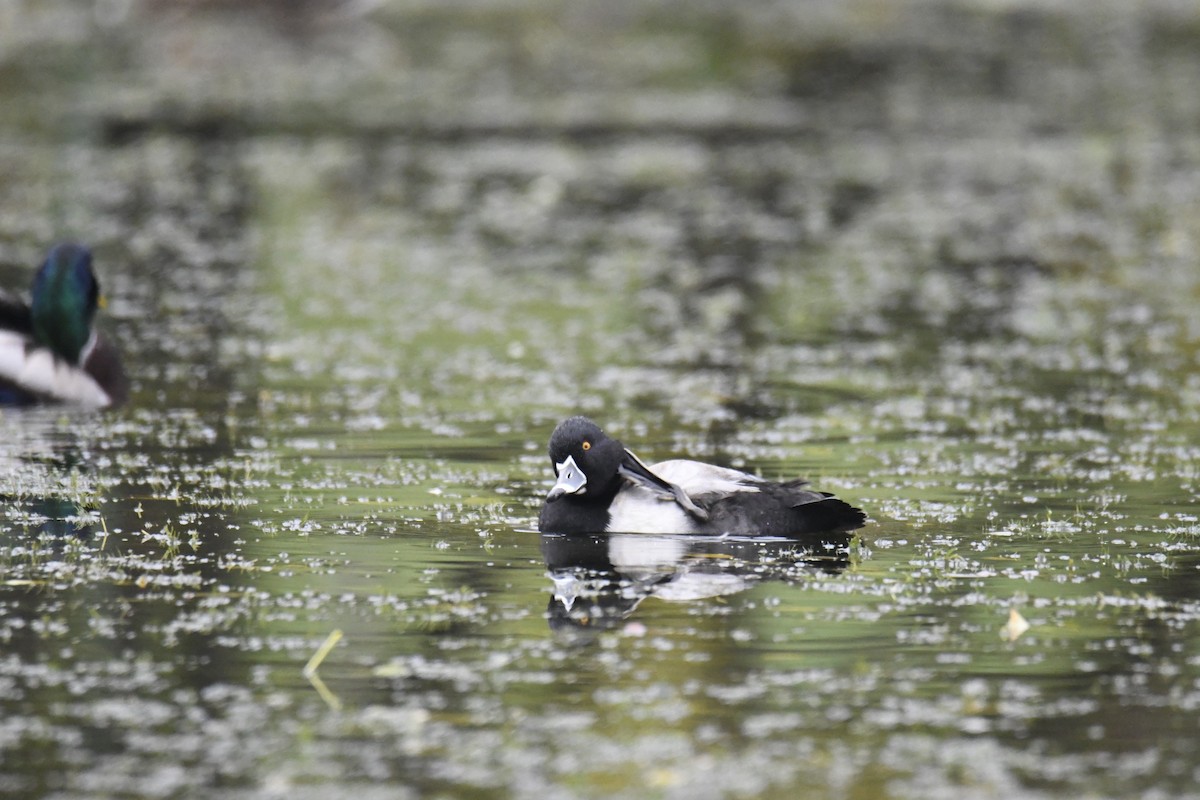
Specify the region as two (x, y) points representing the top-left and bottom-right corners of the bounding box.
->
(2, 2), (1200, 798)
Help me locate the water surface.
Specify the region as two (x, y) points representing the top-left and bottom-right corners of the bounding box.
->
(2, 2), (1200, 798)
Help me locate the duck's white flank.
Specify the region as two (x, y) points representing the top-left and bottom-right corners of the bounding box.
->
(0, 330), (112, 407)
(605, 459), (761, 533)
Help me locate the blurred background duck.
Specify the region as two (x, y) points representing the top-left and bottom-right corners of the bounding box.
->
(0, 243), (128, 408)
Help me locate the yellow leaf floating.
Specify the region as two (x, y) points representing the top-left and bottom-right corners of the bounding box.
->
(1000, 608), (1030, 641)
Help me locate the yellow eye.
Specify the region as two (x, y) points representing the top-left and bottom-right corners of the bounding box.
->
(581, 440), (591, 451)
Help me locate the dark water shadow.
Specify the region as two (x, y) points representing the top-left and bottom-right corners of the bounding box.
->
(1, 490), (96, 548)
(0, 426), (99, 546)
(541, 531), (852, 644)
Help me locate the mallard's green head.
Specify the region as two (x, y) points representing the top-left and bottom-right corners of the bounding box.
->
(30, 243), (102, 365)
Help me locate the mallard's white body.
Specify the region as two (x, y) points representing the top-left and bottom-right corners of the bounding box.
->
(0, 329), (113, 408)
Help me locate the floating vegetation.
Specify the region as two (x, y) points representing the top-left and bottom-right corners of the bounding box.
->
(303, 628), (345, 711)
(999, 608), (1031, 642)
(3, 2), (1200, 798)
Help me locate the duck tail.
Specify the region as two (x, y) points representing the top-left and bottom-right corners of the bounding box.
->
(799, 496), (867, 533)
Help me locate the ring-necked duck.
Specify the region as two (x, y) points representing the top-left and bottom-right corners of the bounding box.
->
(537, 416), (866, 535)
(0, 243), (128, 408)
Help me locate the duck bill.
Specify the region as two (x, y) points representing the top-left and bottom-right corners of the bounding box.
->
(547, 454), (587, 501)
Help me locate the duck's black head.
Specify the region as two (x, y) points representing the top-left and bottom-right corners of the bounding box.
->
(30, 243), (101, 365)
(545, 416), (627, 503)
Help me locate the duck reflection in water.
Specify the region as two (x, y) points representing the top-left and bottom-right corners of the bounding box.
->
(0, 452), (99, 551)
(541, 531), (854, 642)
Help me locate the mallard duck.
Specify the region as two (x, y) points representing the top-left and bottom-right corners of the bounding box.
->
(538, 416), (866, 535)
(0, 243), (128, 408)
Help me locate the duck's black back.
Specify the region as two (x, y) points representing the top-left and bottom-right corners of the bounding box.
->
(0, 291), (31, 333)
(699, 481), (866, 536)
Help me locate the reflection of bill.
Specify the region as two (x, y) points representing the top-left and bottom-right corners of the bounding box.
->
(541, 532), (852, 641)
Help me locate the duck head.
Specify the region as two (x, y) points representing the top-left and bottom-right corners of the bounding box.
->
(31, 243), (101, 365)
(545, 416), (694, 505)
(546, 416), (622, 501)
